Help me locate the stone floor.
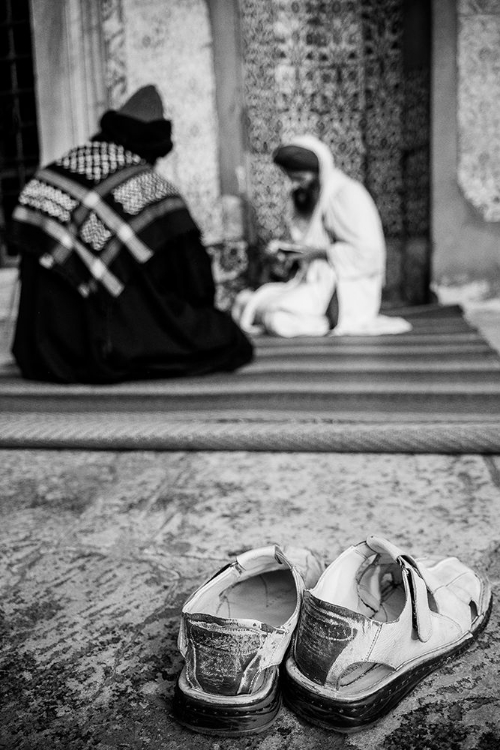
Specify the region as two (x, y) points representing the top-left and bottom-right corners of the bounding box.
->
(1, 450), (500, 750)
(1, 273), (500, 749)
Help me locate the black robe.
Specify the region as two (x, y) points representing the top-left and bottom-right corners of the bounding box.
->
(9, 141), (253, 384)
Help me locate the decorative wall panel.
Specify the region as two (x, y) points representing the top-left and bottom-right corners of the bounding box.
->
(403, 69), (430, 237)
(101, 0), (223, 243)
(100, 0), (431, 304)
(361, 0), (405, 238)
(240, 0), (430, 302)
(102, 0), (128, 108)
(458, 1), (500, 221)
(240, 0), (366, 244)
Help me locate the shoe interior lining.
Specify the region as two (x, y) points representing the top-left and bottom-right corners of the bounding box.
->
(356, 562), (406, 622)
(210, 570), (297, 627)
(318, 555), (408, 623)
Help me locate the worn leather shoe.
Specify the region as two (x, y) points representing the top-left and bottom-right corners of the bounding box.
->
(283, 535), (492, 732)
(172, 544), (323, 736)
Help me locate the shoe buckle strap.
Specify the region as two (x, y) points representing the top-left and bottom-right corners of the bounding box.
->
(402, 558), (433, 643)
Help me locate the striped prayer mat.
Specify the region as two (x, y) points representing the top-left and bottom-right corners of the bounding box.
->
(0, 304), (499, 452)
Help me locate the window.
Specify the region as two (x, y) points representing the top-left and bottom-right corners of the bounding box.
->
(0, 0), (39, 266)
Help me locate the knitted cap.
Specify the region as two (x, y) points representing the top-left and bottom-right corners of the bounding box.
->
(118, 85), (165, 123)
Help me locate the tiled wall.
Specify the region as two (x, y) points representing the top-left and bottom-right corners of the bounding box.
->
(101, 0), (435, 302)
(239, 0), (431, 302)
(101, 0), (224, 244)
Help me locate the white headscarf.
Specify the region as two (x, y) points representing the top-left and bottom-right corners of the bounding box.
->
(284, 134), (344, 250)
(273, 135), (412, 336)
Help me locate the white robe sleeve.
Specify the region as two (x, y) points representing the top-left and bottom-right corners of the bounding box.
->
(323, 178), (386, 280)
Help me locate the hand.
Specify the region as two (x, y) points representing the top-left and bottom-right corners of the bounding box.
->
(265, 239), (286, 255)
(300, 247), (327, 262)
(280, 246), (327, 266)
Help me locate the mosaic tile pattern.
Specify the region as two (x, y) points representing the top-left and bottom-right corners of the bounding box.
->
(100, 0), (250, 309)
(458, 6), (500, 221)
(240, 0), (366, 244)
(362, 0), (406, 239)
(101, 0), (432, 303)
(239, 0), (431, 301)
(403, 69), (430, 237)
(101, 0), (223, 244)
(101, 0), (127, 107)
(459, 0), (500, 14)
(206, 240), (249, 312)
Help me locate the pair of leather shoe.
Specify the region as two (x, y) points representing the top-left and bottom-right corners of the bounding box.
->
(172, 536), (491, 736)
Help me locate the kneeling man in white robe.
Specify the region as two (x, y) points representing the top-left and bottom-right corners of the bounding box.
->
(233, 134), (411, 337)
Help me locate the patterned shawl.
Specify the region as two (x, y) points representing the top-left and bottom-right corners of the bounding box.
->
(10, 141), (197, 297)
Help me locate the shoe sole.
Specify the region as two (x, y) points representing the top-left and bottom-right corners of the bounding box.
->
(172, 669), (281, 737)
(282, 594), (492, 733)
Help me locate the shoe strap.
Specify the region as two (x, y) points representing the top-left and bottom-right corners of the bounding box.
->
(402, 561), (433, 642)
(364, 537), (433, 642)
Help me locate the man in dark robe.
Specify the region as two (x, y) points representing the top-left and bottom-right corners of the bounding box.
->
(9, 85), (253, 383)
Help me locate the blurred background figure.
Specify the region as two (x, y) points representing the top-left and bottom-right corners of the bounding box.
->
(8, 85), (253, 383)
(233, 135), (410, 338)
